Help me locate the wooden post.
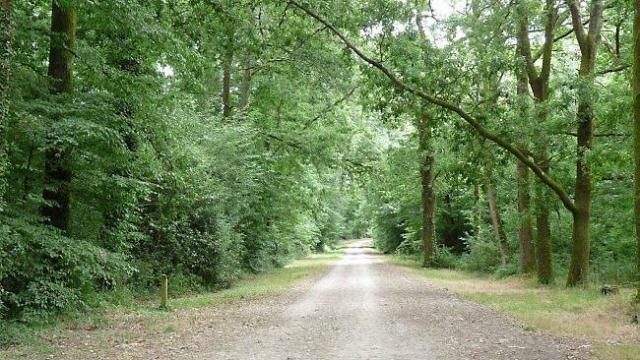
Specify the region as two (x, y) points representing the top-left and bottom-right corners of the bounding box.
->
(160, 274), (168, 309)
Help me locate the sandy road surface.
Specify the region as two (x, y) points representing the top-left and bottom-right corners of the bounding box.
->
(186, 239), (590, 360)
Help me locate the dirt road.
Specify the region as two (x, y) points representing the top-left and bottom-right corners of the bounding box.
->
(186, 239), (590, 359)
(20, 240), (591, 359)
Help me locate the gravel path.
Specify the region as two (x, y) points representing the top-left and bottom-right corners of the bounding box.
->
(184, 239), (591, 360)
(22, 240), (591, 359)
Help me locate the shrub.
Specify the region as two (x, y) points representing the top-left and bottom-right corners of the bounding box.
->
(0, 212), (132, 321)
(458, 230), (502, 273)
(430, 246), (460, 269)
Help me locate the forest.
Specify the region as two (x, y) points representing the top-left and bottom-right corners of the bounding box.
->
(1, 0), (639, 346)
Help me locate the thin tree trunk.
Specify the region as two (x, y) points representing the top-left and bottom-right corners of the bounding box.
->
(473, 183), (482, 237)
(0, 0), (10, 137)
(0, 0), (11, 202)
(485, 164), (510, 266)
(42, 1), (75, 231)
(222, 61), (232, 118)
(418, 108), (435, 267)
(239, 55), (251, 111)
(221, 35), (234, 118)
(633, 0), (640, 305)
(515, 53), (536, 274)
(517, 160), (536, 273)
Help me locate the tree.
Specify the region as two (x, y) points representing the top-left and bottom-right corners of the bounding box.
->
(41, 0), (76, 231)
(415, 5), (435, 266)
(515, 0), (558, 283)
(514, 60), (535, 274)
(288, 2), (576, 220)
(565, 0), (604, 286)
(418, 105), (435, 266)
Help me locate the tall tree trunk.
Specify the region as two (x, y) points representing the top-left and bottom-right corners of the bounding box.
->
(517, 160), (536, 273)
(222, 60), (232, 118)
(534, 169), (554, 284)
(418, 108), (435, 267)
(568, 86), (594, 286)
(515, 57), (536, 274)
(0, 0), (11, 203)
(42, 1), (75, 231)
(414, 8), (436, 267)
(565, 0), (603, 286)
(517, 0), (557, 283)
(0, 0), (10, 136)
(634, 0), (640, 307)
(567, 55), (596, 285)
(484, 165), (510, 266)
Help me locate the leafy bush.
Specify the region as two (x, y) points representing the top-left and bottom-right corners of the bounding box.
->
(430, 246), (461, 269)
(0, 212), (132, 321)
(458, 229), (503, 273)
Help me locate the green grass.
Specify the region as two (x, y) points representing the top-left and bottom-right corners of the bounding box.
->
(594, 343), (640, 360)
(0, 249), (343, 358)
(390, 256), (640, 360)
(168, 250), (342, 309)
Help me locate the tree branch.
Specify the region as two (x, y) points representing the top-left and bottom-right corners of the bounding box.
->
(302, 86), (358, 130)
(516, 2), (539, 82)
(565, 0), (587, 51)
(287, 0), (577, 214)
(540, 0), (558, 83)
(596, 64), (630, 75)
(563, 131), (629, 137)
(587, 0), (604, 40)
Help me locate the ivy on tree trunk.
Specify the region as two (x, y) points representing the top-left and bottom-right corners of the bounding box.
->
(42, 1), (76, 232)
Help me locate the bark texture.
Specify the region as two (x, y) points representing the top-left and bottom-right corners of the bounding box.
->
(415, 9), (436, 267)
(517, 160), (536, 273)
(42, 2), (76, 231)
(516, 0), (557, 283)
(566, 0), (603, 286)
(534, 177), (553, 284)
(515, 43), (536, 274)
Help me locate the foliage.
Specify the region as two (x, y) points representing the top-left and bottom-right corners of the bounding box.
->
(1, 0), (638, 340)
(0, 0), (371, 329)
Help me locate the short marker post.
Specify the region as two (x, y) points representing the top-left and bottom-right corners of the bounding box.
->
(160, 274), (168, 309)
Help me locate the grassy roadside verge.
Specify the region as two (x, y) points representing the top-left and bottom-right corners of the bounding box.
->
(390, 256), (640, 360)
(1, 249), (343, 358)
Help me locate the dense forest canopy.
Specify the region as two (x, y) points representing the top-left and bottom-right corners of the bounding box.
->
(0, 0), (639, 331)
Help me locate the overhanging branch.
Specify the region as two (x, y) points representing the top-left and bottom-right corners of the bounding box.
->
(287, 0), (577, 214)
